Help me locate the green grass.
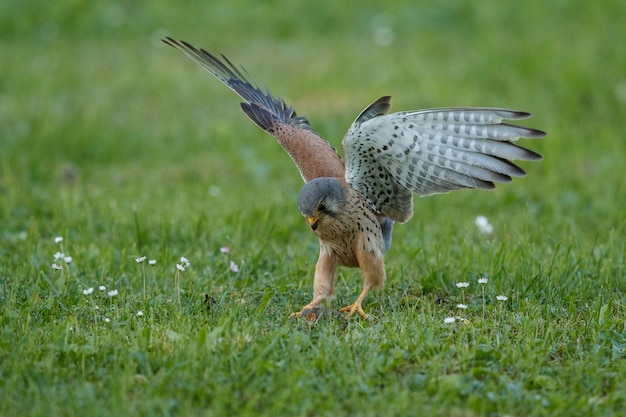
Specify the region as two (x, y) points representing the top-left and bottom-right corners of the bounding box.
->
(2, 0), (626, 416)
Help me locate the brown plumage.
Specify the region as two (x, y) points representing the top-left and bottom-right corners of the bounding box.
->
(163, 37), (545, 319)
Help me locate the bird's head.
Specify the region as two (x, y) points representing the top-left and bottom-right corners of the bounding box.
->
(297, 178), (346, 231)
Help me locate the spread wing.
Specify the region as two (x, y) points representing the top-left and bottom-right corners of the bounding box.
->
(343, 96), (546, 223)
(162, 37), (345, 181)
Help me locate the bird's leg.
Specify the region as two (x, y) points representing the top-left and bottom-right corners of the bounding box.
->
(290, 244), (338, 317)
(340, 241), (386, 319)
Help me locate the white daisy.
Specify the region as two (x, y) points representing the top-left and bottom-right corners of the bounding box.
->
(475, 215), (494, 234)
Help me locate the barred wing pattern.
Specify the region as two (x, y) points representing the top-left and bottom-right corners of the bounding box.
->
(343, 97), (546, 223)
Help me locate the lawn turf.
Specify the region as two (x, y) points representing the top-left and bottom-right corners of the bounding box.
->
(1, 0), (625, 416)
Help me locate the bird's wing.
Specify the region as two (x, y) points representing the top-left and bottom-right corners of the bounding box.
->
(343, 97), (546, 223)
(162, 37), (345, 181)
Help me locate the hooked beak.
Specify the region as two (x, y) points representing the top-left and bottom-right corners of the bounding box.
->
(306, 216), (320, 231)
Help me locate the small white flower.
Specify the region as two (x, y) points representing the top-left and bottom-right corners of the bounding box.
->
(456, 282), (470, 288)
(99, 285), (106, 291)
(52, 263), (62, 270)
(136, 311), (144, 317)
(220, 246), (230, 254)
(54, 236), (63, 243)
(103, 317), (111, 323)
(176, 264), (186, 272)
(209, 185), (222, 197)
(456, 303), (468, 310)
(496, 295), (508, 301)
(63, 256), (72, 263)
(94, 305), (99, 310)
(135, 256), (147, 263)
(444, 317), (456, 324)
(108, 289), (118, 297)
(475, 215), (494, 234)
(83, 287), (94, 295)
(229, 261), (239, 273)
(53, 251), (65, 261)
(148, 259), (157, 266)
(475, 215), (489, 228)
(180, 257), (191, 267)
(478, 277), (489, 284)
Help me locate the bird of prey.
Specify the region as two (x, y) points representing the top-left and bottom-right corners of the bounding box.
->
(162, 37), (545, 319)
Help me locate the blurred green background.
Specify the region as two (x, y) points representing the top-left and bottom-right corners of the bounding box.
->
(3, 0), (625, 241)
(2, 0), (625, 239)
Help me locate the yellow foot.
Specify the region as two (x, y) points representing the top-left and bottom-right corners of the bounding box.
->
(290, 304), (323, 320)
(338, 302), (368, 319)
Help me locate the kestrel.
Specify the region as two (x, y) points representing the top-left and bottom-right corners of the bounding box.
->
(163, 37), (546, 319)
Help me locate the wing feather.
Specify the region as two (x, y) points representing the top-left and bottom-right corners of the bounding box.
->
(163, 37), (345, 181)
(344, 100), (545, 223)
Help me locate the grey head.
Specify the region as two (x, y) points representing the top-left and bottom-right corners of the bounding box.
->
(297, 177), (346, 231)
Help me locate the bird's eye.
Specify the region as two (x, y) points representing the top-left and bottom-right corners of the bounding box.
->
(317, 201), (326, 212)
